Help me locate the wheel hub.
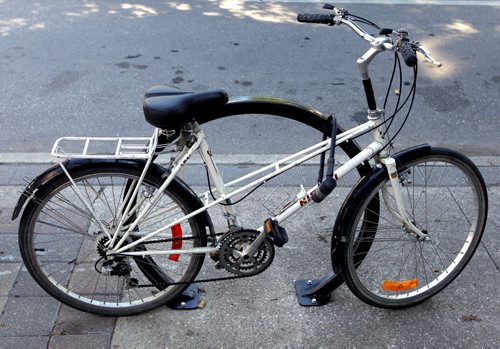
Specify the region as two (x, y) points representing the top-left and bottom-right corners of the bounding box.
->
(96, 235), (111, 258)
(95, 234), (135, 278)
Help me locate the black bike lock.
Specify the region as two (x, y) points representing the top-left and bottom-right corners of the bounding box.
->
(312, 116), (337, 203)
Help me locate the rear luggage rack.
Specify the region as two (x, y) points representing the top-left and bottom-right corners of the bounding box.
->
(51, 136), (155, 159)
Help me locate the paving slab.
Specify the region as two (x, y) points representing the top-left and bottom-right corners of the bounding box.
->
(0, 298), (7, 316)
(0, 264), (21, 296)
(0, 336), (50, 349)
(0, 296), (60, 337)
(0, 234), (22, 263)
(484, 187), (500, 264)
(9, 268), (48, 297)
(48, 334), (111, 349)
(0, 182), (498, 347)
(52, 305), (116, 336)
(0, 209), (18, 234)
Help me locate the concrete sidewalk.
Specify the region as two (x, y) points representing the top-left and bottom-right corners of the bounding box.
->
(0, 158), (498, 348)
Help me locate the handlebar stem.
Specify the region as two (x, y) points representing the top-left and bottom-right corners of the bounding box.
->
(356, 36), (394, 111)
(304, 7), (442, 109)
(357, 47), (380, 80)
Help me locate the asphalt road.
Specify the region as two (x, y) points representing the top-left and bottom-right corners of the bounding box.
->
(1, 0), (499, 157)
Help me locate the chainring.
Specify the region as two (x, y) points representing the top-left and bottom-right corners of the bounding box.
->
(218, 229), (275, 276)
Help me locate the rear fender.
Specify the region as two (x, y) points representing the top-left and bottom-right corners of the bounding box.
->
(11, 159), (213, 234)
(157, 96), (372, 177)
(197, 96), (333, 133)
(12, 159), (90, 220)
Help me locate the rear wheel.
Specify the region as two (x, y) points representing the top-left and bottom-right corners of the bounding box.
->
(340, 148), (488, 308)
(19, 163), (207, 316)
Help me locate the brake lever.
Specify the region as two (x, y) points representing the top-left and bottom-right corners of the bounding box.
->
(413, 42), (442, 67)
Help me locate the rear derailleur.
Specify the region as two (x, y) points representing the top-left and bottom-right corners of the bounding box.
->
(96, 236), (138, 287)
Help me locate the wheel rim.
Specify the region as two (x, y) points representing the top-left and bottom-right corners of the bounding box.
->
(25, 172), (202, 309)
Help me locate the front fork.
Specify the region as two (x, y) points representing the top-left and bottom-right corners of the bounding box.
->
(368, 108), (427, 240)
(380, 157), (427, 239)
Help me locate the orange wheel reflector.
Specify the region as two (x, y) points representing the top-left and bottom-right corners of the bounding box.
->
(382, 278), (418, 291)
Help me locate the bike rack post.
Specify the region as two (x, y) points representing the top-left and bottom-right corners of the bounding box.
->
(294, 116), (342, 306)
(167, 283), (201, 310)
(294, 272), (342, 306)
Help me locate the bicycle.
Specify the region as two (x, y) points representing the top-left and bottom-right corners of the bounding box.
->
(12, 5), (488, 316)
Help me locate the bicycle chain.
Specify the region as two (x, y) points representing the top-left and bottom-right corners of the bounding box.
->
(136, 274), (252, 288)
(134, 232), (258, 288)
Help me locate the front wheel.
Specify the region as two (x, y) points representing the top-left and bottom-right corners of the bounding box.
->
(340, 147), (488, 309)
(18, 163), (207, 316)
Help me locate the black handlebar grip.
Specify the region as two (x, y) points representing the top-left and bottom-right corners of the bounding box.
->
(398, 40), (417, 67)
(297, 13), (334, 25)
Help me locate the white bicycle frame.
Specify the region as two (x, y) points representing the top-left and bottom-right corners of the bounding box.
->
(51, 114), (426, 259)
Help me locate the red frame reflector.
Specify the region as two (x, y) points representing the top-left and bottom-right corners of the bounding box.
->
(169, 224), (183, 262)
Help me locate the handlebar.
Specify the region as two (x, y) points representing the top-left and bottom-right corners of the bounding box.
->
(297, 5), (442, 68)
(298, 7), (377, 45)
(297, 13), (335, 25)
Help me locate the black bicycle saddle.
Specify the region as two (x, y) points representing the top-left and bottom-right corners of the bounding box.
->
(143, 85), (228, 130)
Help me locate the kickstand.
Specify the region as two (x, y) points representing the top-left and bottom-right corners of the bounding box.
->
(167, 283), (201, 310)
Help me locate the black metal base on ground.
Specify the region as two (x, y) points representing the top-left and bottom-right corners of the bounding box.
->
(167, 272), (342, 309)
(294, 272), (342, 306)
(167, 283), (200, 310)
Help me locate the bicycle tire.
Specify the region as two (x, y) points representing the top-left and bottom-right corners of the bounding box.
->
(18, 162), (207, 316)
(339, 147), (488, 308)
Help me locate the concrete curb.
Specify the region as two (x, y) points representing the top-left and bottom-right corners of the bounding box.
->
(1, 152), (500, 166)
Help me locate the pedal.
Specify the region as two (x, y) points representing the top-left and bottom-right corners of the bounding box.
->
(264, 218), (288, 247)
(210, 250), (223, 269)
